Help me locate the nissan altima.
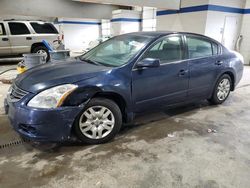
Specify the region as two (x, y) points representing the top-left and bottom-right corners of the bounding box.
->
(5, 31), (244, 144)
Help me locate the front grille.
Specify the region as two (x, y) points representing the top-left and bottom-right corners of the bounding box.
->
(9, 83), (29, 102)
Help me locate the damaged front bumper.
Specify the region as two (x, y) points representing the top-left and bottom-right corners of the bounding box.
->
(5, 97), (83, 142)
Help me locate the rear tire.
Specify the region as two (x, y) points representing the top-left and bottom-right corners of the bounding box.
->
(32, 46), (50, 62)
(74, 98), (122, 144)
(209, 74), (232, 105)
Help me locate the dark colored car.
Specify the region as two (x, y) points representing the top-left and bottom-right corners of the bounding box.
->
(5, 31), (244, 144)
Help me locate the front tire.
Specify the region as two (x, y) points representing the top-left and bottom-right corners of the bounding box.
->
(74, 98), (122, 144)
(209, 74), (232, 105)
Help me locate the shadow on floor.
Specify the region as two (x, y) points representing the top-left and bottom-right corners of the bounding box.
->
(28, 100), (216, 152)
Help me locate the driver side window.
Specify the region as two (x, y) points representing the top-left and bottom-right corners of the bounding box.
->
(142, 35), (183, 64)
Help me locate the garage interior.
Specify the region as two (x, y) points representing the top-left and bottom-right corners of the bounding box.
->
(0, 0), (250, 187)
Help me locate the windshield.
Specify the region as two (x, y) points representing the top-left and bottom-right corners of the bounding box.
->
(80, 34), (152, 67)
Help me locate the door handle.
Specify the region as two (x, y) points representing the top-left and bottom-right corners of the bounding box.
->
(26, 37), (32, 40)
(215, 60), (223, 65)
(179, 69), (188, 76)
(2, 37), (9, 41)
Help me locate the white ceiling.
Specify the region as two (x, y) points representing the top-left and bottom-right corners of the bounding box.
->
(73, 0), (181, 9)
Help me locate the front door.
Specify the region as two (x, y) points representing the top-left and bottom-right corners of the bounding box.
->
(132, 34), (189, 112)
(0, 22), (11, 55)
(7, 22), (33, 55)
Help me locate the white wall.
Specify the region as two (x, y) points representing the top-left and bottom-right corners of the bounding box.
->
(57, 18), (101, 52)
(205, 12), (242, 47)
(142, 7), (157, 31)
(239, 1), (250, 64)
(157, 0), (209, 34)
(157, 12), (207, 34)
(111, 10), (141, 36)
(157, 0), (246, 53)
(209, 0), (246, 8)
(181, 0), (209, 7)
(205, 0), (245, 49)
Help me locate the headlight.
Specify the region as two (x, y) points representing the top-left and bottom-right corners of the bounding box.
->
(27, 84), (78, 109)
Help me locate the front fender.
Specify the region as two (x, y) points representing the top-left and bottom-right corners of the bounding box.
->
(62, 86), (102, 106)
(62, 85), (131, 109)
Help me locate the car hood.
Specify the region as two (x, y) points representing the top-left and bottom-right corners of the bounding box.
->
(15, 59), (111, 93)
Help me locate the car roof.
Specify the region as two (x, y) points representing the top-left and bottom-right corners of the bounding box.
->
(1, 20), (47, 23)
(126, 31), (220, 44)
(126, 31), (173, 38)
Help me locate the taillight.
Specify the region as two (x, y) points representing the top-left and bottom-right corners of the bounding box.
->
(60, 34), (64, 41)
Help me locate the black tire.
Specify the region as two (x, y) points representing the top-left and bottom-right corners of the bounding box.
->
(209, 74), (232, 105)
(32, 46), (50, 62)
(74, 98), (122, 144)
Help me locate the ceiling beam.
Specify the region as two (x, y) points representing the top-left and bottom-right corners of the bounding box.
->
(0, 0), (121, 19)
(74, 0), (181, 9)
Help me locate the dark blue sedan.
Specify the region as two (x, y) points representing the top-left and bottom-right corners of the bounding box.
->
(5, 31), (244, 144)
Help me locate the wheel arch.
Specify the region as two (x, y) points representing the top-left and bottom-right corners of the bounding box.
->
(92, 92), (128, 122)
(209, 70), (236, 99)
(31, 42), (47, 52)
(221, 71), (235, 91)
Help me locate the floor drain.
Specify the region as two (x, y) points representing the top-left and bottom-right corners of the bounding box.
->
(0, 138), (30, 149)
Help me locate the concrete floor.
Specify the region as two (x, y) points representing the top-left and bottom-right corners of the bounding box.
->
(0, 66), (249, 188)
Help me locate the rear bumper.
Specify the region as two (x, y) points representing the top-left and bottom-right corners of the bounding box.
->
(235, 65), (244, 88)
(5, 98), (83, 142)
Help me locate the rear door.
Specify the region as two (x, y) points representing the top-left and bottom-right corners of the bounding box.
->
(132, 34), (189, 112)
(185, 35), (220, 99)
(7, 22), (33, 54)
(0, 22), (11, 55)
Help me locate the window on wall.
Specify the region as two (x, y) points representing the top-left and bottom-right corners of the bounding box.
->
(101, 20), (111, 37)
(186, 37), (213, 59)
(8, 22), (30, 35)
(142, 7), (157, 31)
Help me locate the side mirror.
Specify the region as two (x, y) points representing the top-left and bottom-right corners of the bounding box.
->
(136, 58), (160, 68)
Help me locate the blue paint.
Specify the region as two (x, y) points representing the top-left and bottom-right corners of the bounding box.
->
(156, 10), (179, 16)
(157, 4), (249, 16)
(111, 18), (142, 22)
(244, 9), (250, 14)
(42, 40), (54, 52)
(208, 5), (244, 14)
(56, 21), (101, 25)
(181, 5), (209, 13)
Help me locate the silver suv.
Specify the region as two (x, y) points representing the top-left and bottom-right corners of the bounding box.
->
(0, 20), (60, 61)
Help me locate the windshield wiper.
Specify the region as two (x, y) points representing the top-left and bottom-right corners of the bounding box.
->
(81, 58), (102, 66)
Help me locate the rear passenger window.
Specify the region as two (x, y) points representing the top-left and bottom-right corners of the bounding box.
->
(0, 23), (6, 35)
(8, 22), (30, 35)
(30, 22), (58, 34)
(187, 37), (212, 58)
(212, 43), (219, 55)
(143, 36), (183, 63)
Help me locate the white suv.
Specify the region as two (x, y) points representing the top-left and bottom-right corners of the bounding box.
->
(0, 20), (60, 61)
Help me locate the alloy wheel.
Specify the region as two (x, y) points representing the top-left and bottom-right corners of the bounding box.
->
(217, 78), (231, 101)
